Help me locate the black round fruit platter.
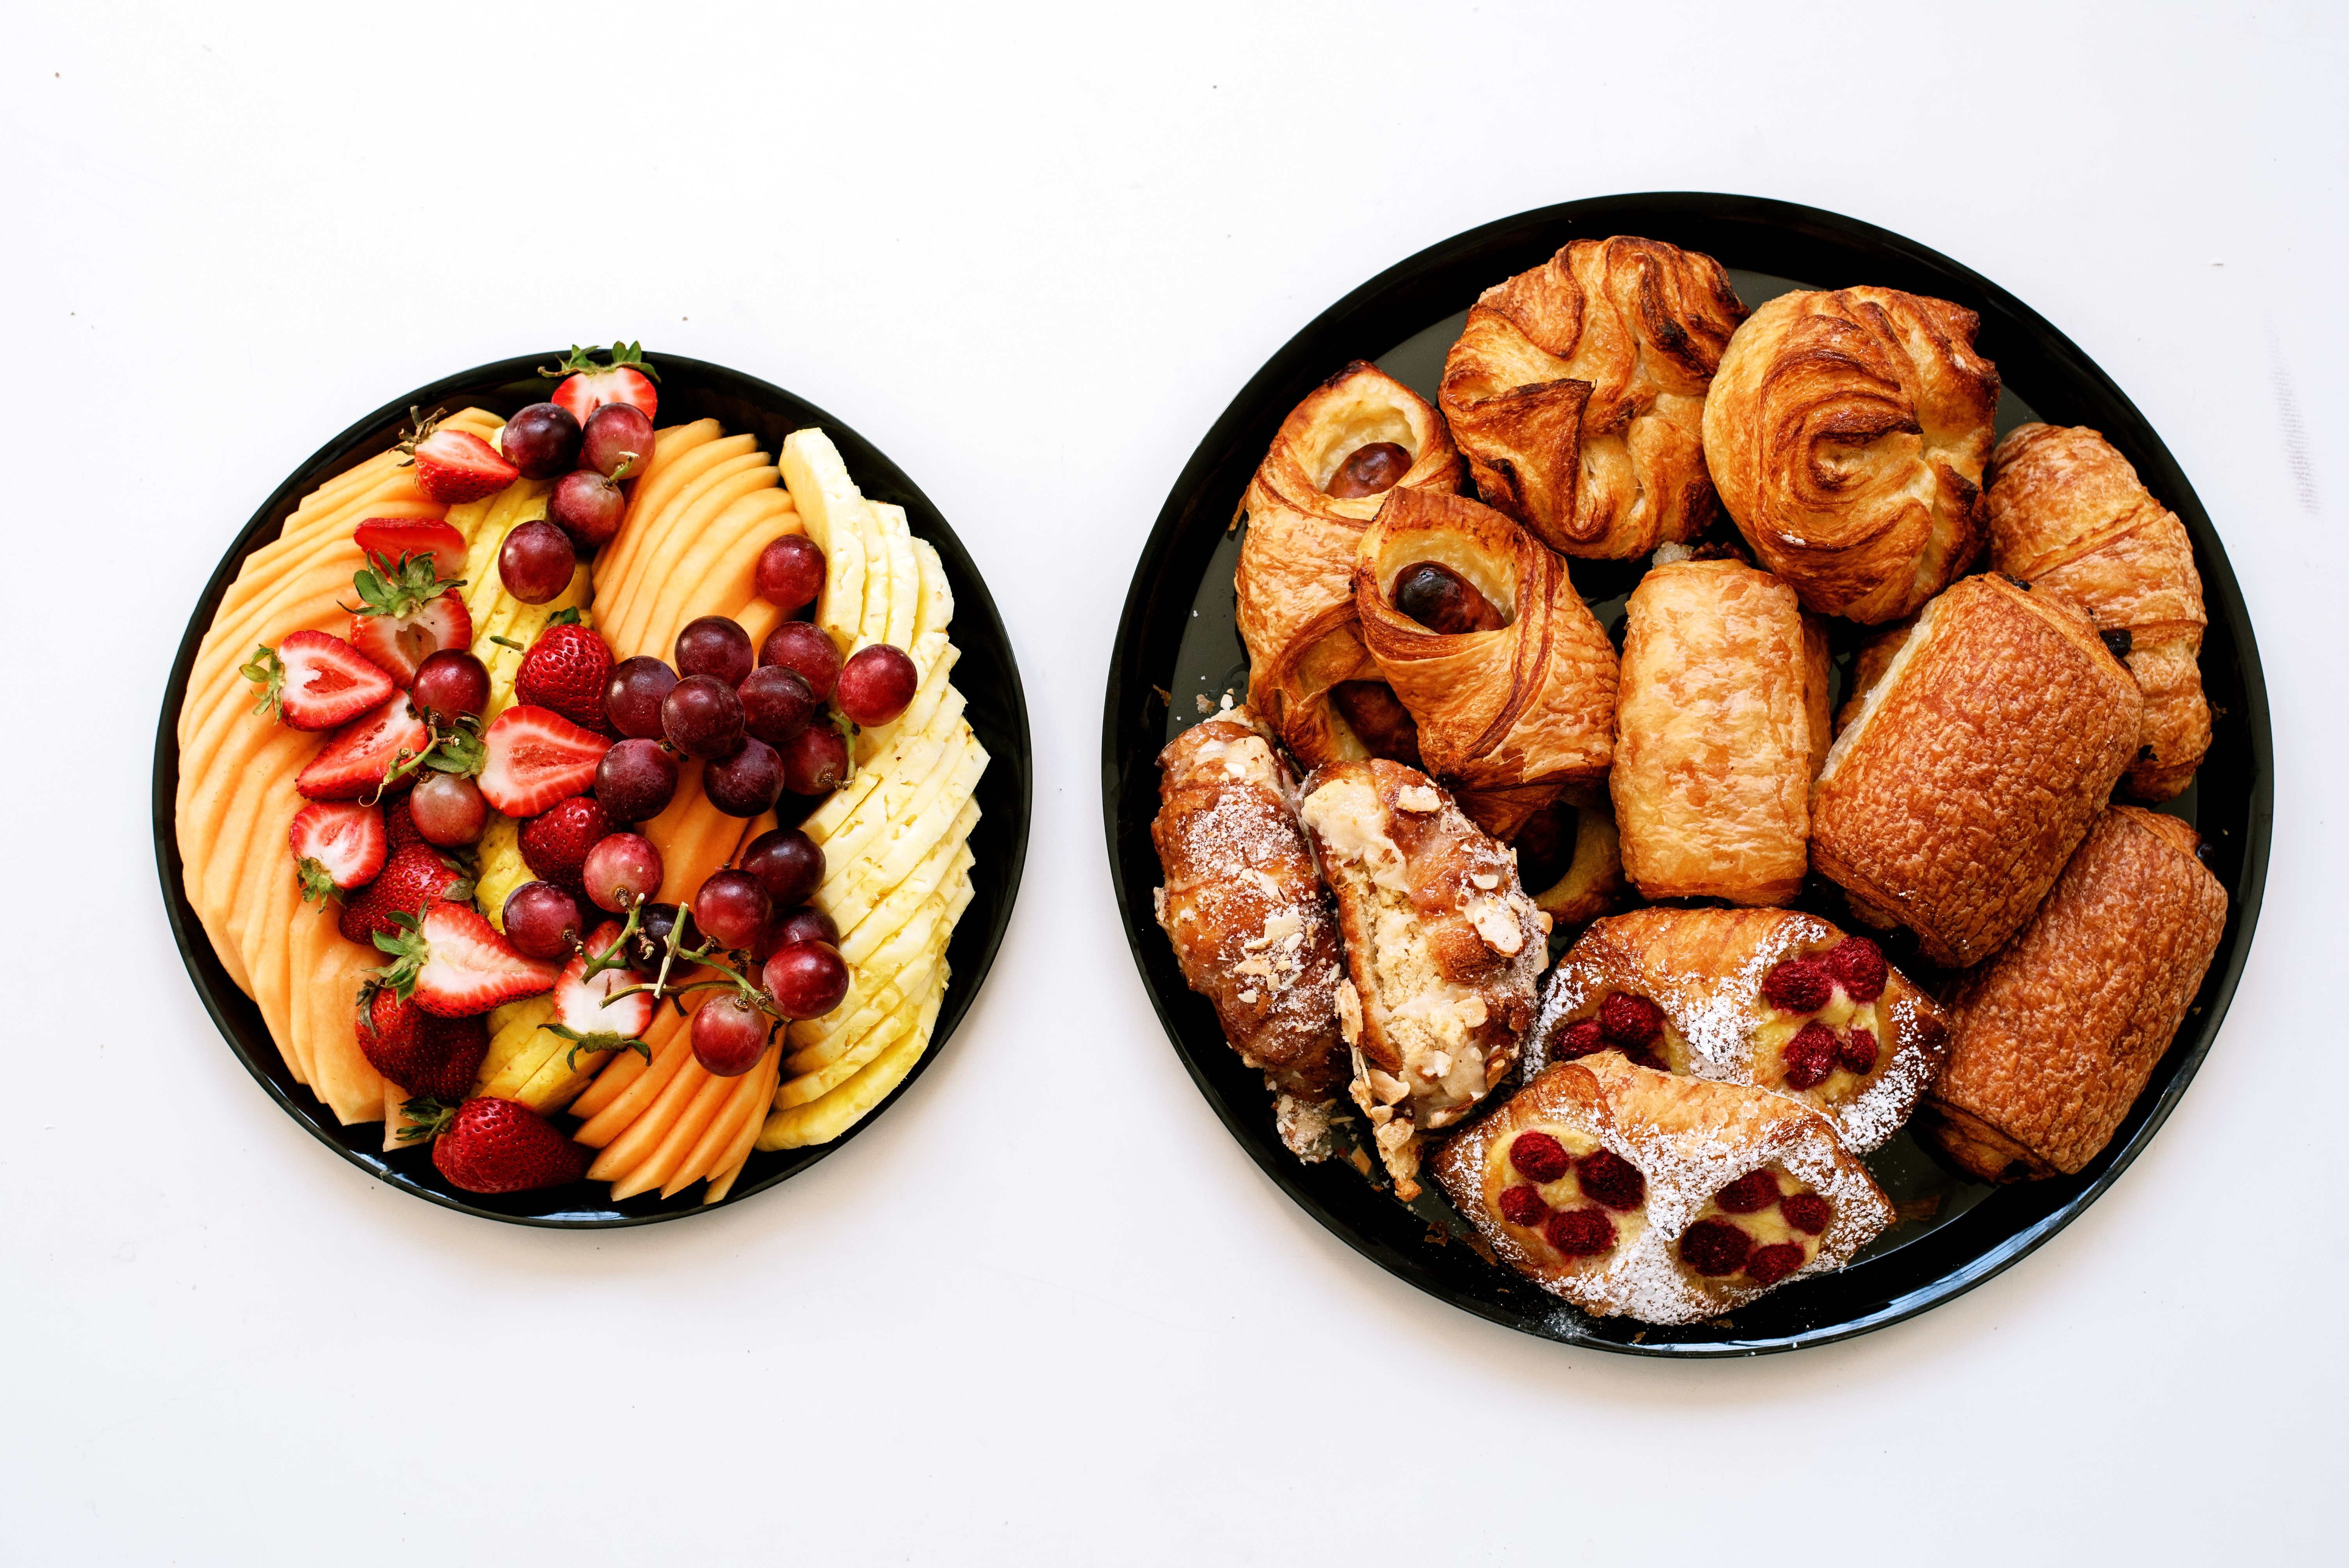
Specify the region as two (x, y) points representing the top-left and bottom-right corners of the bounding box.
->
(157, 351), (1031, 1227)
(1103, 193), (2270, 1355)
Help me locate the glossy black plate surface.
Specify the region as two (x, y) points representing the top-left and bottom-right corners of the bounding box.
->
(1103, 194), (2269, 1355)
(157, 352), (1030, 1227)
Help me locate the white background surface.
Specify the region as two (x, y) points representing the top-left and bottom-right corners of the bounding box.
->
(7, 3), (2343, 1562)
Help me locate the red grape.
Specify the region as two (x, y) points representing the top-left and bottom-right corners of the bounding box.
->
(767, 904), (838, 952)
(582, 832), (663, 912)
(693, 869), (772, 950)
(502, 881), (583, 960)
(580, 403), (656, 479)
(595, 736), (679, 822)
(410, 772), (487, 845)
(691, 990), (772, 1076)
(740, 828), (823, 907)
(661, 674), (744, 759)
(548, 468), (626, 548)
(500, 402), (582, 479)
(625, 902), (701, 978)
(758, 620), (841, 700)
(705, 736), (783, 816)
(755, 534), (825, 611)
(836, 643), (918, 726)
(411, 649), (490, 723)
(739, 665), (817, 745)
(779, 723), (848, 796)
(499, 519), (577, 605)
(604, 656), (677, 739)
(675, 616), (754, 685)
(763, 940), (849, 1020)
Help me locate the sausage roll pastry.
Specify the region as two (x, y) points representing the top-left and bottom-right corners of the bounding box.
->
(1611, 560), (1828, 905)
(1353, 487), (1618, 838)
(1986, 423), (2211, 801)
(1918, 806), (2227, 1182)
(1296, 759), (1545, 1199)
(1434, 1055), (1893, 1325)
(1233, 361), (1464, 768)
(1439, 236), (1748, 559)
(1811, 574), (2142, 967)
(1152, 708), (1347, 1149)
(1528, 907), (1948, 1153)
(1703, 287), (2000, 623)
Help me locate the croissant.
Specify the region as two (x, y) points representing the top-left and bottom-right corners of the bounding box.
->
(1985, 424), (2211, 801)
(1703, 287), (2000, 623)
(1351, 486), (1617, 838)
(1438, 236), (1748, 559)
(1234, 361), (1464, 768)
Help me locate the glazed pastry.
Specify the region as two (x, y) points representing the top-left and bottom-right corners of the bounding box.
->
(1296, 759), (1545, 1199)
(1433, 1055), (1893, 1325)
(1611, 559), (1827, 905)
(1986, 423), (2211, 801)
(1233, 361), (1464, 767)
(1151, 707), (1347, 1147)
(1439, 237), (1748, 559)
(1703, 287), (2000, 623)
(1352, 487), (1617, 837)
(1811, 574), (2142, 967)
(1918, 807), (2227, 1182)
(1510, 785), (1628, 927)
(1529, 907), (1948, 1153)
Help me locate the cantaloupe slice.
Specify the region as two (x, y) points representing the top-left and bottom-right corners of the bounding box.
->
(602, 1064), (734, 1199)
(664, 1045), (777, 1199)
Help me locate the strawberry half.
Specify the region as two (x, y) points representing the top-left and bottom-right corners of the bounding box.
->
(288, 801), (387, 903)
(478, 705), (612, 817)
(296, 696), (431, 801)
(514, 617), (615, 734)
(372, 902), (559, 1017)
(355, 986), (488, 1101)
(354, 517), (467, 578)
(243, 629), (396, 731)
(347, 550), (473, 688)
(545, 919), (656, 1071)
(400, 409), (519, 505)
(420, 1096), (589, 1194)
(544, 342), (659, 423)
(339, 842), (474, 946)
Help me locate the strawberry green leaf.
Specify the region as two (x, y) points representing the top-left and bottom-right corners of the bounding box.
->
(241, 645), (287, 722)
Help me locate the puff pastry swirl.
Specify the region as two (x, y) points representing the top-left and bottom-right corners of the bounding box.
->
(1438, 236), (1748, 559)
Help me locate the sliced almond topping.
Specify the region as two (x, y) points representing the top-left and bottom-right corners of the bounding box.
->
(1394, 784), (1443, 814)
(1470, 872), (1500, 890)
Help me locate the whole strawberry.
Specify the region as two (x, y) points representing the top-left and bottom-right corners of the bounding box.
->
(515, 617), (615, 734)
(339, 842), (475, 946)
(520, 796), (609, 889)
(356, 987), (489, 1101)
(426, 1096), (590, 1194)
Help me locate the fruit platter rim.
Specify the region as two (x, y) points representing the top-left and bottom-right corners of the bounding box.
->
(156, 349), (1033, 1229)
(1100, 191), (2272, 1355)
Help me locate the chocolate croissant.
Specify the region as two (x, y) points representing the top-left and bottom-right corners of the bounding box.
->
(1985, 423), (2211, 802)
(1438, 236), (1748, 559)
(1352, 487), (1617, 838)
(1811, 574), (2142, 968)
(1703, 287), (2000, 623)
(1434, 1055), (1893, 1325)
(1296, 759), (1544, 1200)
(1529, 907), (1949, 1153)
(1918, 807), (2227, 1182)
(1234, 361), (1464, 768)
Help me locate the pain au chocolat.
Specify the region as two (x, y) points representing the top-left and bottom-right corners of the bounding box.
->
(1234, 361), (1463, 770)
(1435, 1054), (1892, 1324)
(1703, 287), (2000, 624)
(1439, 236), (1748, 560)
(1810, 573), (2141, 968)
(1986, 422), (2212, 802)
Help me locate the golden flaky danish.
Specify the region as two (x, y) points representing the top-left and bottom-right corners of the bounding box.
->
(1703, 287), (2000, 623)
(1611, 560), (1829, 905)
(1296, 760), (1544, 1200)
(1811, 574), (2142, 968)
(1986, 423), (2211, 802)
(1529, 907), (1949, 1154)
(1439, 237), (1748, 559)
(1234, 361), (1464, 768)
(1351, 487), (1617, 838)
(1151, 709), (1347, 1146)
(1918, 807), (2227, 1182)
(1434, 1055), (1892, 1325)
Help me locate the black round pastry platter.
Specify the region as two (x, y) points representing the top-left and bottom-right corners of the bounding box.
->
(1103, 193), (2270, 1355)
(157, 351), (1031, 1227)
